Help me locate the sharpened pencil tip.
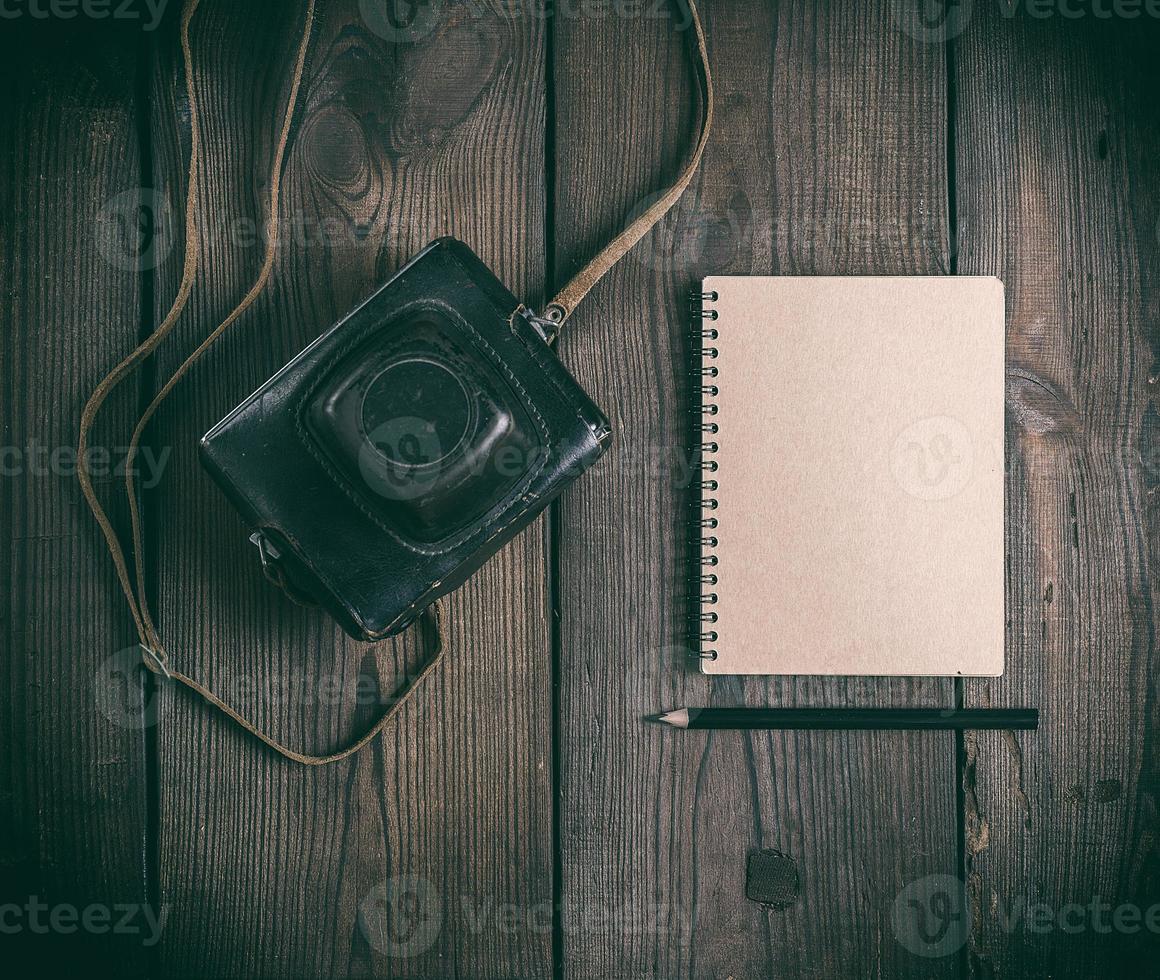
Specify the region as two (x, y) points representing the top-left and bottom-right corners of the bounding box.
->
(643, 709), (691, 728)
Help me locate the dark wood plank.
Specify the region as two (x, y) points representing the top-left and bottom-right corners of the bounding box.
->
(553, 2), (958, 976)
(956, 8), (1160, 975)
(145, 2), (550, 976)
(0, 18), (150, 975)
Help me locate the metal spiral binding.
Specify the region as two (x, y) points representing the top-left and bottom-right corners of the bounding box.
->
(692, 287), (720, 662)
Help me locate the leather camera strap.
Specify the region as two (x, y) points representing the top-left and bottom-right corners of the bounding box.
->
(545, 0), (714, 327)
(76, 0), (712, 765)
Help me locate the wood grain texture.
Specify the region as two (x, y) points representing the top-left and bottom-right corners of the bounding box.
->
(0, 19), (149, 975)
(956, 7), (1160, 976)
(144, 2), (550, 976)
(553, 1), (959, 976)
(13, 3), (1160, 976)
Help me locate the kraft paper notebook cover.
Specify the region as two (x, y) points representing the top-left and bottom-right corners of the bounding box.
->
(695, 276), (1005, 676)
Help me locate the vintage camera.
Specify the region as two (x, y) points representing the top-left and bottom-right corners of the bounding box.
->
(200, 238), (612, 640)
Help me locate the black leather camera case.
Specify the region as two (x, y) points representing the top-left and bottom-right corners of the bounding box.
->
(200, 238), (612, 640)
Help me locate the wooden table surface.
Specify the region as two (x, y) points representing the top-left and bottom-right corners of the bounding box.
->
(3, 1), (1159, 977)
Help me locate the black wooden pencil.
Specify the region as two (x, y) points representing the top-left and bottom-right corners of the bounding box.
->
(646, 707), (1038, 731)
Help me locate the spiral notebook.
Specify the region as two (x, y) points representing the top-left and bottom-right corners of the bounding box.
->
(694, 276), (1005, 676)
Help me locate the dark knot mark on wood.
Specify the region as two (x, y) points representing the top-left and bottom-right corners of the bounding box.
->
(301, 105), (370, 189)
(1065, 779), (1122, 804)
(380, 10), (505, 155)
(962, 732), (990, 858)
(1093, 778), (1123, 803)
(1006, 368), (1082, 436)
(1001, 730), (1032, 832)
(745, 849), (800, 910)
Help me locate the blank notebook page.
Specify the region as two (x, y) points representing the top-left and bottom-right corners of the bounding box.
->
(700, 276), (1005, 676)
